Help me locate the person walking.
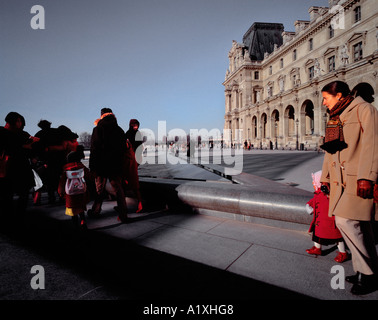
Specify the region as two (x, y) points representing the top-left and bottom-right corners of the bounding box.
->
(58, 145), (90, 230)
(0, 112), (37, 222)
(124, 119), (144, 213)
(88, 108), (128, 223)
(34, 123), (79, 204)
(305, 170), (348, 263)
(125, 119), (144, 165)
(320, 80), (378, 295)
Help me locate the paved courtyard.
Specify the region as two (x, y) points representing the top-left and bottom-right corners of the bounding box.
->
(1, 149), (377, 311)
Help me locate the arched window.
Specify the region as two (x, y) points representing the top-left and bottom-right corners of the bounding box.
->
(285, 105), (295, 137)
(303, 100), (314, 135)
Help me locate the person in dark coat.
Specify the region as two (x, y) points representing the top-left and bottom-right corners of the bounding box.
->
(0, 112), (37, 220)
(33, 122), (79, 204)
(88, 108), (128, 222)
(32, 119), (52, 205)
(125, 119), (144, 165)
(123, 139), (143, 213)
(124, 119), (144, 213)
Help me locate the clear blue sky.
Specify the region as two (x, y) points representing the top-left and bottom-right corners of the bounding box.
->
(0, 0), (329, 139)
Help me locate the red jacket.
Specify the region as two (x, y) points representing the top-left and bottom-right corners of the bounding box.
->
(307, 191), (342, 240)
(58, 162), (90, 210)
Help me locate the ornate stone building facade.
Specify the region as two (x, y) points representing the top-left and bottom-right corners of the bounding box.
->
(223, 0), (378, 149)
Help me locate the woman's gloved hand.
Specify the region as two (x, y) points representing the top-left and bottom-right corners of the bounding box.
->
(357, 179), (374, 199)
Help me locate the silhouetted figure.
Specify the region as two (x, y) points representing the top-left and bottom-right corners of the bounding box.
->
(88, 108), (128, 223)
(0, 112), (37, 223)
(34, 123), (79, 204)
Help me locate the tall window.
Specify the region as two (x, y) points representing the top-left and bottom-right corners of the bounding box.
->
(328, 56), (335, 72)
(268, 86), (273, 97)
(254, 71), (259, 80)
(329, 25), (334, 38)
(353, 42), (363, 61)
(293, 49), (297, 61)
(280, 58), (284, 69)
(309, 38), (313, 51)
(309, 66), (314, 80)
(354, 6), (361, 23)
(269, 66), (272, 75)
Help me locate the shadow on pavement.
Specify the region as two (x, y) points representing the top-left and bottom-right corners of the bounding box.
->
(0, 207), (314, 302)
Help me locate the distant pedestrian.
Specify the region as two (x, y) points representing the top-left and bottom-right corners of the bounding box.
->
(58, 145), (90, 230)
(123, 119), (144, 213)
(125, 119), (144, 165)
(320, 80), (378, 295)
(88, 108), (128, 223)
(123, 140), (143, 213)
(305, 170), (348, 263)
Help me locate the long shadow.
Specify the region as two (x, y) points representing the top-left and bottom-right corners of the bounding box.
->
(0, 206), (314, 301)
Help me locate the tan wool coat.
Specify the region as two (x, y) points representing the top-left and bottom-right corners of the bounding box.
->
(321, 97), (378, 221)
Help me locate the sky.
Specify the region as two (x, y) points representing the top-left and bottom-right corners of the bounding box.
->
(0, 0), (329, 141)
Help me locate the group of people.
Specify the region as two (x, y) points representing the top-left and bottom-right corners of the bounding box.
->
(0, 81), (377, 296)
(305, 80), (378, 296)
(0, 108), (144, 230)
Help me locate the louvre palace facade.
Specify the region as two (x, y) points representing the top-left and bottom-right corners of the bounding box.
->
(223, 0), (378, 149)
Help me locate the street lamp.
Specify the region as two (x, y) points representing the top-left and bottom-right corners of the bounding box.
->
(295, 119), (299, 150)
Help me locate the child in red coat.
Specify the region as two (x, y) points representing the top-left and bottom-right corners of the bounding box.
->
(306, 170), (349, 263)
(58, 145), (90, 230)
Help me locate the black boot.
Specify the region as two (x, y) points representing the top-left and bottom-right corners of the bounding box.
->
(351, 273), (378, 295)
(346, 272), (360, 284)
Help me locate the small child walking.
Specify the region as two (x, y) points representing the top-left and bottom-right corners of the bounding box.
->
(58, 145), (90, 230)
(306, 170), (349, 263)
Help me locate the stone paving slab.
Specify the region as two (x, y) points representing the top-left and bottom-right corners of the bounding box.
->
(207, 219), (312, 253)
(134, 223), (252, 270)
(227, 244), (357, 300)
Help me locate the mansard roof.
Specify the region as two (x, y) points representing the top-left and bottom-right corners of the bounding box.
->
(242, 22), (284, 61)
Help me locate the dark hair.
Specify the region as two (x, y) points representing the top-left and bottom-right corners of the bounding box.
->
(351, 83), (374, 103)
(38, 119), (51, 130)
(5, 112), (23, 126)
(66, 145), (85, 163)
(101, 108), (113, 115)
(57, 125), (78, 141)
(321, 81), (350, 97)
(129, 119), (140, 128)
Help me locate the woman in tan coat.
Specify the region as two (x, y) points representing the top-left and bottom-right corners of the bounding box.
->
(320, 81), (378, 295)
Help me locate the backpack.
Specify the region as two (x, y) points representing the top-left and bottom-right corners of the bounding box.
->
(65, 168), (86, 195)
